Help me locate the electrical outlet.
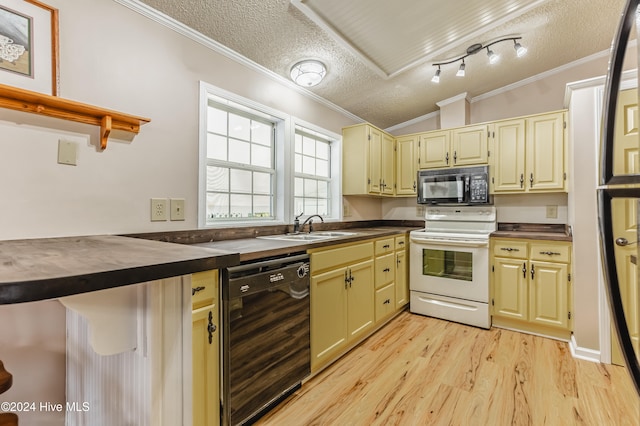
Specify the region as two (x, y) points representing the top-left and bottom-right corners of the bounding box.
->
(151, 198), (168, 221)
(416, 205), (425, 217)
(343, 203), (351, 217)
(170, 198), (185, 221)
(58, 139), (77, 166)
(546, 205), (558, 219)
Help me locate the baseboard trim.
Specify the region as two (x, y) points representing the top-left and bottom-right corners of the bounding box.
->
(569, 334), (601, 363)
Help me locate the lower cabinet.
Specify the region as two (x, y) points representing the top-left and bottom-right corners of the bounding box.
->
(395, 235), (409, 309)
(491, 238), (572, 339)
(191, 270), (219, 426)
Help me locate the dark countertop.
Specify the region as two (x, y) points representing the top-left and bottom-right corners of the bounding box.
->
(192, 227), (418, 262)
(0, 235), (239, 304)
(490, 223), (572, 242)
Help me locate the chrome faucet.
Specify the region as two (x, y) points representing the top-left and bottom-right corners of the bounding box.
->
(293, 213), (324, 233)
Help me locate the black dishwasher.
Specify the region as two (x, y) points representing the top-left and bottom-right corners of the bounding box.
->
(221, 253), (310, 425)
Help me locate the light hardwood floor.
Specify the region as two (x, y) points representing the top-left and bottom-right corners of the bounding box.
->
(258, 311), (640, 426)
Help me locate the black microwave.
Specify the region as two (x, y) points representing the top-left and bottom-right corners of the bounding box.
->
(417, 165), (491, 205)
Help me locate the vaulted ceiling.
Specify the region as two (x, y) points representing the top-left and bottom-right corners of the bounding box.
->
(139, 0), (628, 129)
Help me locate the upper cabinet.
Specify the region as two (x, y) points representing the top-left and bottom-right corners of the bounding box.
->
(343, 123), (395, 196)
(490, 111), (566, 194)
(418, 125), (488, 169)
(395, 134), (418, 196)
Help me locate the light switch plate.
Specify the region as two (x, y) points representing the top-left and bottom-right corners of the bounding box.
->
(170, 198), (185, 221)
(151, 198), (168, 221)
(58, 139), (77, 166)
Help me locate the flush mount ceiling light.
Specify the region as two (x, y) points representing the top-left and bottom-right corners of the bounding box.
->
(430, 37), (527, 83)
(290, 60), (327, 87)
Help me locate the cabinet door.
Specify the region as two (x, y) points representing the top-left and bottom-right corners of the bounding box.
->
(192, 306), (219, 426)
(375, 283), (396, 322)
(451, 124), (488, 166)
(395, 249), (408, 308)
(346, 259), (374, 342)
(381, 132), (395, 195)
(311, 268), (349, 370)
(396, 135), (418, 196)
(419, 130), (450, 169)
(492, 119), (526, 193)
(529, 261), (569, 329)
(493, 258), (528, 321)
(374, 253), (395, 289)
(526, 112), (565, 191)
(368, 126), (382, 194)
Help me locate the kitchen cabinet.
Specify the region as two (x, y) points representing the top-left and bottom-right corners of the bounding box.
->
(191, 270), (219, 426)
(342, 123), (395, 196)
(491, 238), (572, 340)
(395, 235), (409, 309)
(417, 125), (488, 169)
(395, 134), (418, 196)
(374, 237), (396, 323)
(490, 111), (566, 193)
(309, 241), (375, 371)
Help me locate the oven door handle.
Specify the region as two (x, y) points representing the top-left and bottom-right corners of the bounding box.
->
(409, 236), (488, 248)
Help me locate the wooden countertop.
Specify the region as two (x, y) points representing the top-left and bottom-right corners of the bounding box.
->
(0, 235), (239, 304)
(192, 227), (417, 262)
(490, 223), (572, 242)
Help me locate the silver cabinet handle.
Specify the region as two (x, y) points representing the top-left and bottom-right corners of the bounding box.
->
(522, 262), (526, 278)
(500, 247), (520, 252)
(531, 264), (535, 280)
(520, 174), (524, 188)
(539, 251), (561, 256)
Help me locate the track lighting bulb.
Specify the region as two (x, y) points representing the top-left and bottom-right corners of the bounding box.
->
(487, 47), (499, 64)
(431, 67), (441, 83)
(456, 61), (465, 77)
(514, 41), (527, 57)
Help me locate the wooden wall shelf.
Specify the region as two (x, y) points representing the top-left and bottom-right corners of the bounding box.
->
(0, 84), (151, 150)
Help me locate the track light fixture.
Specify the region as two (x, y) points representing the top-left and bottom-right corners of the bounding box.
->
(430, 37), (526, 83)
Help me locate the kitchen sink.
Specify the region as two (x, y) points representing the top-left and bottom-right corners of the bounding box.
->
(258, 231), (358, 242)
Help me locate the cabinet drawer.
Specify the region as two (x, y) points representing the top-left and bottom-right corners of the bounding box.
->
(375, 238), (395, 255)
(375, 283), (395, 322)
(311, 241), (373, 274)
(492, 240), (528, 259)
(375, 253), (395, 288)
(395, 235), (407, 251)
(529, 243), (571, 263)
(191, 270), (218, 310)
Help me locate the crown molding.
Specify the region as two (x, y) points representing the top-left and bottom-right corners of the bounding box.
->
(113, 0), (364, 124)
(385, 110), (440, 133)
(436, 92), (470, 107)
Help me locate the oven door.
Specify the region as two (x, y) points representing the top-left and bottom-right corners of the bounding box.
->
(409, 236), (489, 303)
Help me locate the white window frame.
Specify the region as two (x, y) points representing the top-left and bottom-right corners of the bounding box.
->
(198, 81), (342, 228)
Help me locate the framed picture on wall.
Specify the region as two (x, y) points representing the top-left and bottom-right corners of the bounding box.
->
(0, 0), (59, 95)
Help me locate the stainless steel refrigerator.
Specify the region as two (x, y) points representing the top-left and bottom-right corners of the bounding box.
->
(599, 0), (640, 396)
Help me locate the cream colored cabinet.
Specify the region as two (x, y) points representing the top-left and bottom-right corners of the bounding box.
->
(418, 125), (488, 169)
(191, 270), (219, 426)
(394, 235), (409, 309)
(491, 238), (572, 339)
(396, 134), (418, 196)
(374, 237), (396, 323)
(491, 111), (566, 193)
(343, 123), (395, 196)
(309, 241), (375, 371)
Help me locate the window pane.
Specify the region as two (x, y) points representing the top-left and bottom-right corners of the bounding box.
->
(304, 198), (317, 215)
(303, 155), (315, 175)
(228, 140), (250, 164)
(229, 113), (250, 140)
(304, 179), (318, 197)
(253, 195), (271, 217)
(316, 159), (329, 177)
(230, 169), (252, 193)
(252, 144), (271, 168)
(207, 133), (227, 161)
(294, 153), (303, 173)
(294, 197), (304, 216)
(318, 181), (328, 198)
(206, 166), (229, 192)
(207, 107), (227, 135)
(230, 194), (252, 218)
(206, 193), (229, 219)
(295, 133), (303, 153)
(317, 198), (328, 216)
(251, 122), (272, 146)
(316, 141), (329, 160)
(253, 172), (271, 195)
(303, 136), (315, 156)
(295, 177), (304, 197)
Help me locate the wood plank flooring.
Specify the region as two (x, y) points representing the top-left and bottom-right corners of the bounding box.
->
(257, 311), (640, 426)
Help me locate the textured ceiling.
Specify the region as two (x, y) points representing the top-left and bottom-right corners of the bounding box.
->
(139, 0), (629, 129)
